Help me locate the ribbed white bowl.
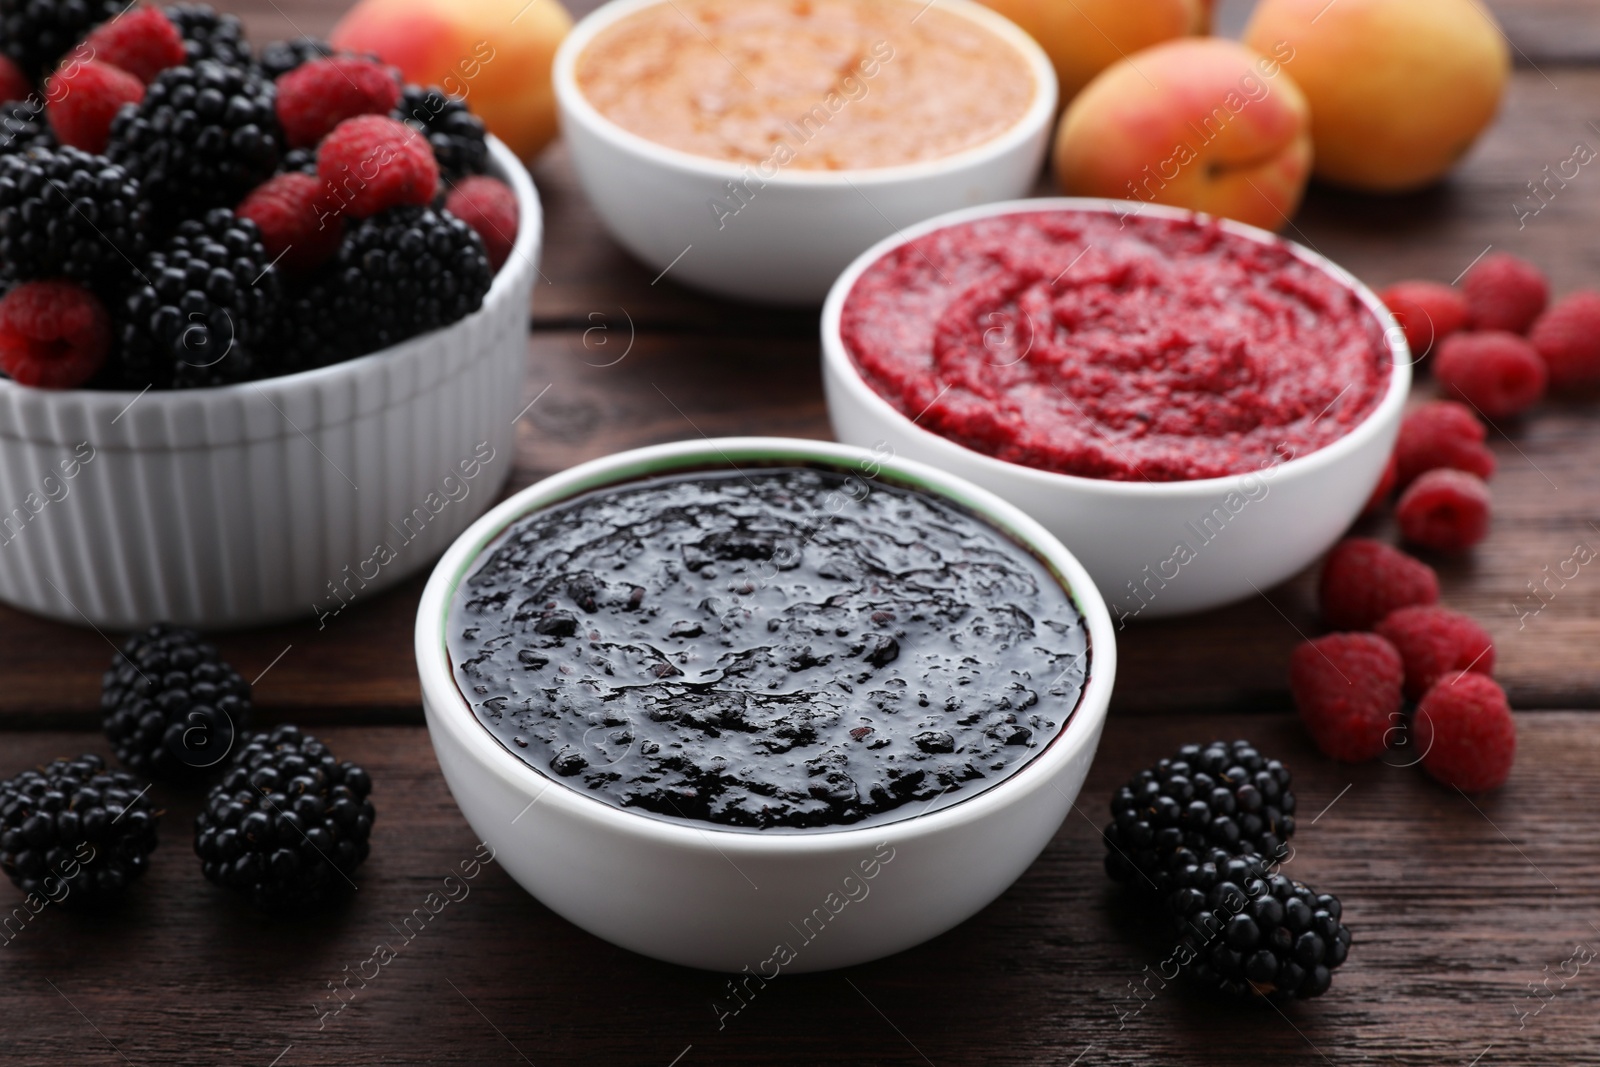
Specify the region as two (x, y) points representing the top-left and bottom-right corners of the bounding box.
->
(0, 138), (541, 629)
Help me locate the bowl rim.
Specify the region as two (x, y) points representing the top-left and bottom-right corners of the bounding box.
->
(415, 435), (1117, 855)
(0, 135), (543, 411)
(551, 0), (1059, 188)
(820, 196), (1414, 500)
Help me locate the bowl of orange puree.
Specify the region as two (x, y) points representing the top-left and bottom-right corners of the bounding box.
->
(553, 0), (1057, 305)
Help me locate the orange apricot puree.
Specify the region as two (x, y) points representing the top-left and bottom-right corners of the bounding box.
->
(574, 0), (1036, 170)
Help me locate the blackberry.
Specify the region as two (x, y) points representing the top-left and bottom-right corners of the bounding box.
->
(1104, 740), (1295, 893)
(163, 3), (252, 69)
(0, 0), (124, 81)
(396, 85), (488, 182)
(258, 36), (335, 81)
(1164, 848), (1353, 999)
(0, 98), (55, 156)
(0, 754), (160, 904)
(279, 145), (317, 175)
(107, 59), (282, 221)
(268, 273), (358, 373)
(195, 725), (374, 912)
(117, 207), (283, 388)
(0, 145), (150, 284)
(101, 623), (252, 783)
(330, 205), (491, 353)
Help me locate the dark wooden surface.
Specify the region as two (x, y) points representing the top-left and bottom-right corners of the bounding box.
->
(4, 0), (1600, 1063)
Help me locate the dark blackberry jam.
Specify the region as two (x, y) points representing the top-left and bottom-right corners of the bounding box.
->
(447, 465), (1089, 831)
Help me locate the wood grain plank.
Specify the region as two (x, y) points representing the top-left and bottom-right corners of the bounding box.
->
(0, 713), (1594, 1066)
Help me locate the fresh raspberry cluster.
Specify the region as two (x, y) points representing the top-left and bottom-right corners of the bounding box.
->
(1292, 250), (1592, 795)
(0, 4), (517, 391)
(1380, 253), (1600, 417)
(1294, 537), (1513, 792)
(1366, 251), (1598, 554)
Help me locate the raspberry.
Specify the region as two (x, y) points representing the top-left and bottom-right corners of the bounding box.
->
(1318, 538), (1439, 631)
(1529, 290), (1600, 391)
(0, 53), (29, 102)
(1396, 469), (1491, 554)
(1362, 452), (1397, 516)
(1462, 252), (1548, 334)
(238, 172), (343, 273)
(316, 114), (437, 219)
(1433, 331), (1546, 420)
(274, 56), (399, 150)
(445, 174), (517, 271)
(1394, 400), (1495, 487)
(1290, 633), (1403, 762)
(1414, 672), (1515, 792)
(81, 6), (187, 84)
(1374, 605), (1495, 700)
(44, 58), (143, 154)
(0, 279), (109, 387)
(1379, 280), (1468, 360)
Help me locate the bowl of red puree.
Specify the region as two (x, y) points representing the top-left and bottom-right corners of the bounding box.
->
(823, 199), (1410, 621)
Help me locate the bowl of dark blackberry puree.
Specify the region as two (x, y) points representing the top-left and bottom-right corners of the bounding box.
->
(417, 436), (1117, 971)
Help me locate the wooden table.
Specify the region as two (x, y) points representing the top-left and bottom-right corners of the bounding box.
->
(4, 2), (1598, 1064)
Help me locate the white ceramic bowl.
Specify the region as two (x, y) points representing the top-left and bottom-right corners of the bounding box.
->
(822, 198), (1412, 621)
(0, 138), (541, 629)
(552, 0), (1058, 305)
(417, 437), (1115, 972)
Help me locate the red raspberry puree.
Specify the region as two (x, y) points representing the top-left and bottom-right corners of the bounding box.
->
(840, 210), (1391, 482)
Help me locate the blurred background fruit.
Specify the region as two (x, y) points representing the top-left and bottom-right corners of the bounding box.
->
(1052, 37), (1310, 231)
(979, 0), (1207, 103)
(332, 0), (571, 160)
(1243, 0), (1509, 192)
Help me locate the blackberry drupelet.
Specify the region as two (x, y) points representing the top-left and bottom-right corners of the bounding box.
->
(0, 145), (149, 284)
(164, 3), (252, 69)
(0, 0), (124, 80)
(279, 145), (317, 174)
(1104, 740), (1295, 893)
(195, 725), (375, 912)
(333, 205), (491, 353)
(258, 36), (334, 81)
(396, 85), (488, 182)
(117, 207), (282, 388)
(269, 273), (358, 373)
(0, 754), (160, 904)
(102, 623), (252, 782)
(1164, 848), (1353, 999)
(0, 98), (55, 156)
(106, 59), (281, 220)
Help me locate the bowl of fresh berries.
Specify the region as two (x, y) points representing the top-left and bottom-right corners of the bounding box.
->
(0, 3), (541, 628)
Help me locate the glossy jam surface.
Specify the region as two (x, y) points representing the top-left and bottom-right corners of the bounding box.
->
(447, 466), (1089, 831)
(841, 211), (1392, 481)
(574, 0), (1036, 170)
